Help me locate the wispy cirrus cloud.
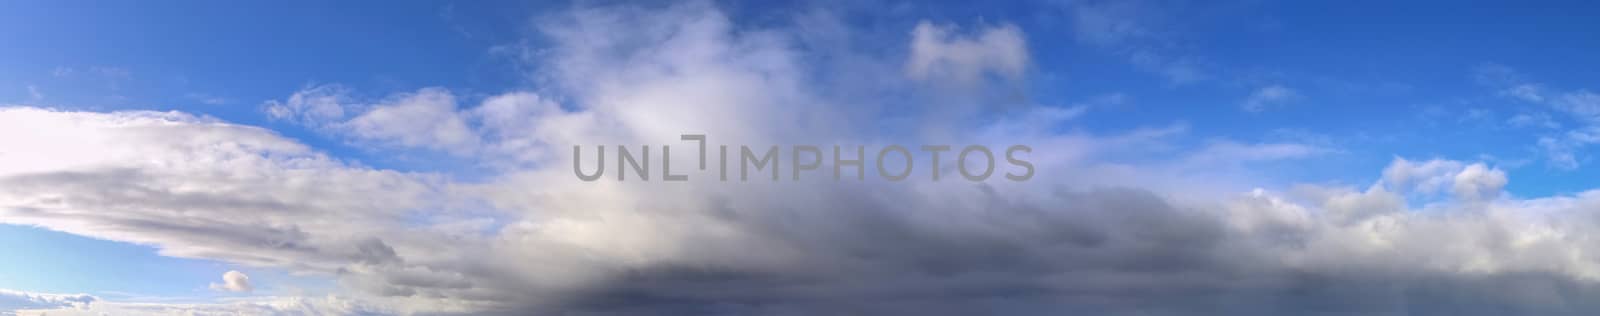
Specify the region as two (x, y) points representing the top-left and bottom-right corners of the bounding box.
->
(1241, 84), (1298, 112)
(1476, 63), (1600, 169)
(1067, 0), (1209, 84)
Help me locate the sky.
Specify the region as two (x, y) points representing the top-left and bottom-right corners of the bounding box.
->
(4, 0), (1600, 315)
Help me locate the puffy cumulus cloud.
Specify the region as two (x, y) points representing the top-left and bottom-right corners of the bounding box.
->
(0, 289), (95, 314)
(12, 2), (1600, 316)
(211, 270), (254, 293)
(340, 88), (480, 154)
(1454, 163), (1510, 201)
(1381, 157), (1507, 201)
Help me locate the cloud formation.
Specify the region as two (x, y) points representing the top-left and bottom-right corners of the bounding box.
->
(211, 270), (254, 293)
(1242, 84), (1298, 112)
(10, 2), (1600, 316)
(0, 290), (94, 314)
(1476, 63), (1600, 168)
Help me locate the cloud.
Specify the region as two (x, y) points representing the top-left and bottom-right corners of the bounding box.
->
(0, 289), (95, 314)
(1381, 157), (1508, 201)
(11, 3), (1600, 316)
(1508, 112), (1560, 129)
(10, 295), (400, 316)
(1472, 63), (1600, 169)
(341, 88), (480, 154)
(24, 85), (42, 102)
(264, 83), (355, 126)
(1068, 0), (1208, 84)
(1555, 90), (1600, 121)
(905, 21), (1028, 85)
(1477, 64), (1600, 168)
(266, 85), (482, 155)
(0, 107), (472, 313)
(1184, 140), (1327, 165)
(51, 66), (73, 77)
(210, 270), (254, 293)
(1504, 83), (1545, 102)
(1241, 84), (1298, 112)
(184, 93), (228, 105)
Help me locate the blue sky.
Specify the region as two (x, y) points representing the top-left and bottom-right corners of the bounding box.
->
(6, 1), (1600, 314)
(7, 1), (1599, 191)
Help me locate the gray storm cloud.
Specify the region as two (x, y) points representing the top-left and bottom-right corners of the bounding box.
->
(6, 2), (1600, 316)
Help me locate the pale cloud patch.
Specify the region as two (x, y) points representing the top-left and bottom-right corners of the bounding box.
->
(341, 88), (480, 154)
(1182, 140), (1328, 167)
(264, 83), (355, 126)
(209, 270), (254, 293)
(1478, 64), (1600, 168)
(1508, 112), (1560, 129)
(51, 66), (74, 77)
(905, 21), (1028, 85)
(1477, 63), (1547, 103)
(1241, 84), (1298, 112)
(1503, 83), (1545, 102)
(24, 85), (42, 102)
(1555, 90), (1600, 121)
(184, 93), (228, 105)
(265, 85), (502, 155)
(1068, 0), (1208, 84)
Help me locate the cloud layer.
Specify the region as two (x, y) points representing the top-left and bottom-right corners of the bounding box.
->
(8, 2), (1600, 315)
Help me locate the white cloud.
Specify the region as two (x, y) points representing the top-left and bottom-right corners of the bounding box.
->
(341, 88), (479, 154)
(1556, 90), (1600, 121)
(10, 295), (414, 316)
(0, 289), (95, 314)
(1475, 64), (1600, 168)
(264, 83), (354, 126)
(13, 3), (1600, 316)
(905, 21), (1028, 85)
(1453, 163), (1509, 201)
(210, 270), (253, 293)
(1183, 140), (1326, 166)
(0, 107), (469, 313)
(1381, 157), (1506, 201)
(266, 86), (489, 155)
(1241, 84), (1298, 112)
